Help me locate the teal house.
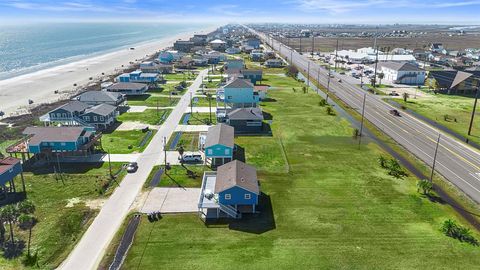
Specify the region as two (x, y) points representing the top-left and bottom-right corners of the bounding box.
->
(203, 124), (234, 167)
(23, 126), (98, 155)
(217, 78), (259, 108)
(0, 157), (25, 195)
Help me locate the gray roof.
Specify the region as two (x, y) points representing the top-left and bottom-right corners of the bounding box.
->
(227, 107), (264, 121)
(83, 103), (116, 116)
(224, 78), (254, 89)
(75, 91), (124, 104)
(205, 124), (234, 148)
(23, 126), (87, 145)
(215, 160), (259, 194)
(379, 62), (423, 72)
(54, 101), (89, 113)
(107, 82), (147, 91)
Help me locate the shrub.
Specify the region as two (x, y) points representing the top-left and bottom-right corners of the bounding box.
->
(326, 106), (335, 115)
(353, 128), (360, 138)
(378, 156), (387, 168)
(417, 179), (433, 195)
(441, 219), (479, 246)
(319, 98), (327, 106)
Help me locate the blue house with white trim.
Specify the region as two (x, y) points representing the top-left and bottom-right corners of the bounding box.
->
(217, 78), (259, 108)
(117, 70), (160, 84)
(198, 160), (260, 219)
(202, 124), (234, 167)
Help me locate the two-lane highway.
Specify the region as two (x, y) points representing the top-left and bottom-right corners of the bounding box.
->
(249, 27), (480, 204)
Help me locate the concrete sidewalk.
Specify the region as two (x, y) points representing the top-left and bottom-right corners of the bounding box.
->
(175, 125), (211, 132)
(58, 68), (209, 270)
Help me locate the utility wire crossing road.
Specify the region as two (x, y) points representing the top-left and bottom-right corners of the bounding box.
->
(249, 27), (480, 204)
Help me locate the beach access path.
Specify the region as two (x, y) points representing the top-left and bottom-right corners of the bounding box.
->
(58, 68), (209, 270)
(0, 27), (215, 118)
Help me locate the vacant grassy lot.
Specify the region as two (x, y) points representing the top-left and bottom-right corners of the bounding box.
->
(180, 113), (216, 125)
(146, 165), (208, 188)
(117, 109), (171, 125)
(148, 83), (187, 94)
(166, 132), (200, 151)
(127, 94), (179, 107)
(0, 139), (15, 156)
(121, 69), (480, 269)
(101, 129), (155, 154)
(388, 93), (480, 145)
(0, 162), (125, 270)
(164, 73), (196, 81)
(192, 96), (215, 107)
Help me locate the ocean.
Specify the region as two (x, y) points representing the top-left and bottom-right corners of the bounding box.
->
(0, 22), (207, 80)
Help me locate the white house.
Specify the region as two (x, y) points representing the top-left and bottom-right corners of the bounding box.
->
(378, 62), (426, 85)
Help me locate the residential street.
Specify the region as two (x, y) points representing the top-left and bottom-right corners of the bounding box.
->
(251, 28), (480, 204)
(58, 69), (208, 270)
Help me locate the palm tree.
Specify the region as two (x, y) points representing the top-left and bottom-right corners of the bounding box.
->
(378, 72), (385, 86)
(378, 156), (387, 168)
(441, 219), (458, 236)
(402, 92), (410, 103)
(0, 204), (19, 245)
(18, 214), (35, 257)
(417, 179), (433, 195)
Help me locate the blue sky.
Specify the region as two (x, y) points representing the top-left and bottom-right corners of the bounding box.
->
(0, 0), (480, 24)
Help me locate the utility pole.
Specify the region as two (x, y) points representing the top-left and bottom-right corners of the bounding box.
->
(316, 68), (320, 94)
(163, 136), (167, 167)
(190, 92), (193, 114)
(299, 37), (302, 53)
(430, 134), (441, 182)
(373, 46), (379, 88)
(468, 87), (479, 136)
(307, 61), (310, 88)
(334, 38), (339, 71)
(326, 65), (331, 102)
(358, 93), (367, 149)
(311, 36), (314, 55)
(108, 151), (112, 178)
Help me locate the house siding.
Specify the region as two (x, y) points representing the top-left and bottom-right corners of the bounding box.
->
(0, 162), (22, 186)
(218, 186), (258, 205)
(205, 144), (233, 159)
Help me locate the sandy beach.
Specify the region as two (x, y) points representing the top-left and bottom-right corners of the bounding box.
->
(0, 26), (217, 118)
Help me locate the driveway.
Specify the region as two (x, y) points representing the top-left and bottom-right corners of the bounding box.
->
(140, 188), (201, 213)
(175, 124), (211, 132)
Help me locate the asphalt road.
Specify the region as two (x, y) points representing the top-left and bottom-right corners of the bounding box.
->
(249, 28), (480, 204)
(58, 69), (209, 270)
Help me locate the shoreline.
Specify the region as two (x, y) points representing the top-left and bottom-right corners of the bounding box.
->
(0, 25), (218, 119)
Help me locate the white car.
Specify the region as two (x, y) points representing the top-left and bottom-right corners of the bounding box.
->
(179, 154), (202, 163)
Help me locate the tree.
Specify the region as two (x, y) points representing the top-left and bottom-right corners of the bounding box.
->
(378, 72), (385, 86)
(417, 179), (433, 195)
(177, 145), (185, 159)
(0, 204), (19, 245)
(402, 92), (409, 103)
(378, 156), (387, 168)
(286, 65), (299, 78)
(18, 214), (35, 257)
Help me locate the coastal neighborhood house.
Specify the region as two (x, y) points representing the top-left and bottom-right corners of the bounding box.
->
(240, 69), (263, 84)
(225, 59), (245, 71)
(217, 78), (259, 108)
(378, 62), (426, 85)
(116, 70), (160, 84)
(74, 91), (125, 106)
(202, 124), (234, 167)
(209, 39), (227, 51)
(226, 107), (264, 134)
(42, 100), (117, 130)
(264, 58), (284, 68)
(198, 160), (260, 219)
(173, 40), (195, 52)
(106, 82), (148, 96)
(21, 126), (100, 155)
(139, 61), (173, 74)
(0, 157), (24, 196)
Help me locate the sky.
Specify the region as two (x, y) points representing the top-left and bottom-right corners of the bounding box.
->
(0, 0), (480, 25)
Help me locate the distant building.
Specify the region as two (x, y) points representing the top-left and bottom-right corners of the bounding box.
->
(430, 43), (444, 53)
(226, 47), (241, 55)
(139, 61), (173, 74)
(428, 70), (480, 95)
(378, 62), (426, 85)
(210, 39), (227, 52)
(116, 70), (160, 84)
(264, 58), (284, 68)
(106, 82), (148, 96)
(250, 49), (264, 62)
(74, 91), (125, 107)
(218, 78), (259, 108)
(225, 59), (244, 70)
(190, 34), (208, 46)
(240, 69), (263, 84)
(226, 107), (264, 134)
(173, 40), (195, 53)
(244, 38), (261, 49)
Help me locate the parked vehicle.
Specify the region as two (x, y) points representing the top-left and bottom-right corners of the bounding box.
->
(127, 162), (138, 173)
(179, 154), (202, 163)
(389, 91), (400, 96)
(338, 79), (342, 83)
(389, 109), (401, 117)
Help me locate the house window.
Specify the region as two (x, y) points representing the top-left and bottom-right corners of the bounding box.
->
(84, 116), (90, 121)
(62, 113), (67, 118)
(93, 116), (98, 122)
(225, 194), (231, 200)
(227, 96), (232, 99)
(57, 113), (61, 118)
(225, 149), (230, 155)
(100, 116), (104, 121)
(207, 149), (213, 155)
(245, 194), (251, 200)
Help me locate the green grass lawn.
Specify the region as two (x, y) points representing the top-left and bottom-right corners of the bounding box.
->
(180, 113), (216, 125)
(0, 162), (125, 270)
(0, 139), (16, 156)
(120, 65), (480, 269)
(202, 80), (220, 89)
(146, 165), (208, 188)
(117, 109), (171, 125)
(148, 83), (187, 94)
(192, 96), (215, 107)
(126, 94), (179, 107)
(388, 94), (480, 145)
(166, 132), (200, 151)
(101, 129), (156, 154)
(164, 73), (196, 81)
